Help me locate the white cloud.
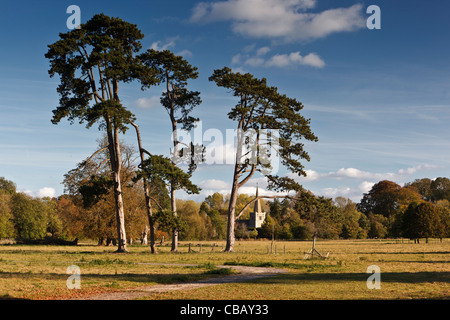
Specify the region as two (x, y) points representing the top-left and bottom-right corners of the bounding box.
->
(359, 181), (375, 193)
(190, 0), (365, 42)
(232, 47), (325, 69)
(296, 164), (439, 183)
(203, 141), (237, 165)
(256, 46), (271, 56)
(199, 179), (231, 190)
(266, 51), (325, 68)
(133, 96), (160, 109)
(318, 181), (375, 202)
(149, 37), (193, 58)
(176, 49), (193, 57)
(37, 187), (56, 198)
(150, 37), (179, 51)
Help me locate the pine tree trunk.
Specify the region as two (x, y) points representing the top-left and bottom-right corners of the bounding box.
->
(170, 109), (179, 252)
(106, 117), (127, 253)
(225, 168), (240, 252)
(112, 149), (127, 252)
(171, 186), (178, 252)
(131, 122), (157, 254)
(225, 121), (245, 252)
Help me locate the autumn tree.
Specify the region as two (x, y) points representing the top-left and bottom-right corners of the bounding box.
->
(199, 198), (227, 240)
(357, 180), (402, 218)
(209, 67), (317, 251)
(430, 177), (450, 202)
(405, 178), (433, 201)
(56, 195), (84, 239)
(0, 177), (16, 195)
(402, 201), (443, 242)
(45, 14), (159, 252)
(334, 197), (363, 239)
(62, 137), (148, 245)
(0, 193), (15, 239)
(0, 177), (16, 239)
(137, 49), (202, 251)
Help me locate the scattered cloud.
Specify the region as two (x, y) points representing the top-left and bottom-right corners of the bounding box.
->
(295, 164), (439, 183)
(190, 0), (365, 42)
(133, 96), (160, 109)
(150, 36), (179, 51)
(266, 51), (325, 68)
(176, 49), (193, 57)
(318, 181), (375, 202)
(232, 46), (325, 69)
(17, 187), (57, 199)
(199, 179), (231, 190)
(149, 37), (193, 58)
(37, 187), (56, 198)
(17, 187), (57, 198)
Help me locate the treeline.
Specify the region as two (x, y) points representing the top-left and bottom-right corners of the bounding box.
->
(2, 174), (449, 243)
(250, 178), (450, 242)
(0, 178), (66, 242)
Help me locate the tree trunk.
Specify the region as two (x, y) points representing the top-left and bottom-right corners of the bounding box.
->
(170, 185), (178, 252)
(131, 122), (157, 254)
(225, 121), (246, 252)
(105, 115), (127, 253)
(112, 161), (127, 252)
(225, 166), (240, 252)
(141, 226), (148, 245)
(170, 107), (179, 252)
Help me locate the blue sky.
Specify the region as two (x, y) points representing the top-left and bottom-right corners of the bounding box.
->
(1, 0), (450, 202)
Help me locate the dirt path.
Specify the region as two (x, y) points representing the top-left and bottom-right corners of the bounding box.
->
(70, 264), (287, 300)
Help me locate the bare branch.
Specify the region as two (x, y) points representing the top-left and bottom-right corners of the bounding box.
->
(94, 158), (110, 174)
(238, 164), (256, 188)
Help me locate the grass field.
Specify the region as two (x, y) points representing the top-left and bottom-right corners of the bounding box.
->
(0, 239), (448, 300)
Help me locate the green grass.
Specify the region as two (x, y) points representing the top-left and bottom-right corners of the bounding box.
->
(0, 239), (448, 299)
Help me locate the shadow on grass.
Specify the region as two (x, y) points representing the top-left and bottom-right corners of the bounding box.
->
(356, 251), (450, 255)
(249, 271), (450, 285)
(0, 270), (226, 285)
(0, 295), (29, 300)
(1, 267), (448, 286)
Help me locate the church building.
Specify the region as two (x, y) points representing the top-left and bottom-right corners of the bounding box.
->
(238, 187), (267, 229)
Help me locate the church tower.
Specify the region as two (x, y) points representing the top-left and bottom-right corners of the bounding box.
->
(249, 186), (266, 228)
